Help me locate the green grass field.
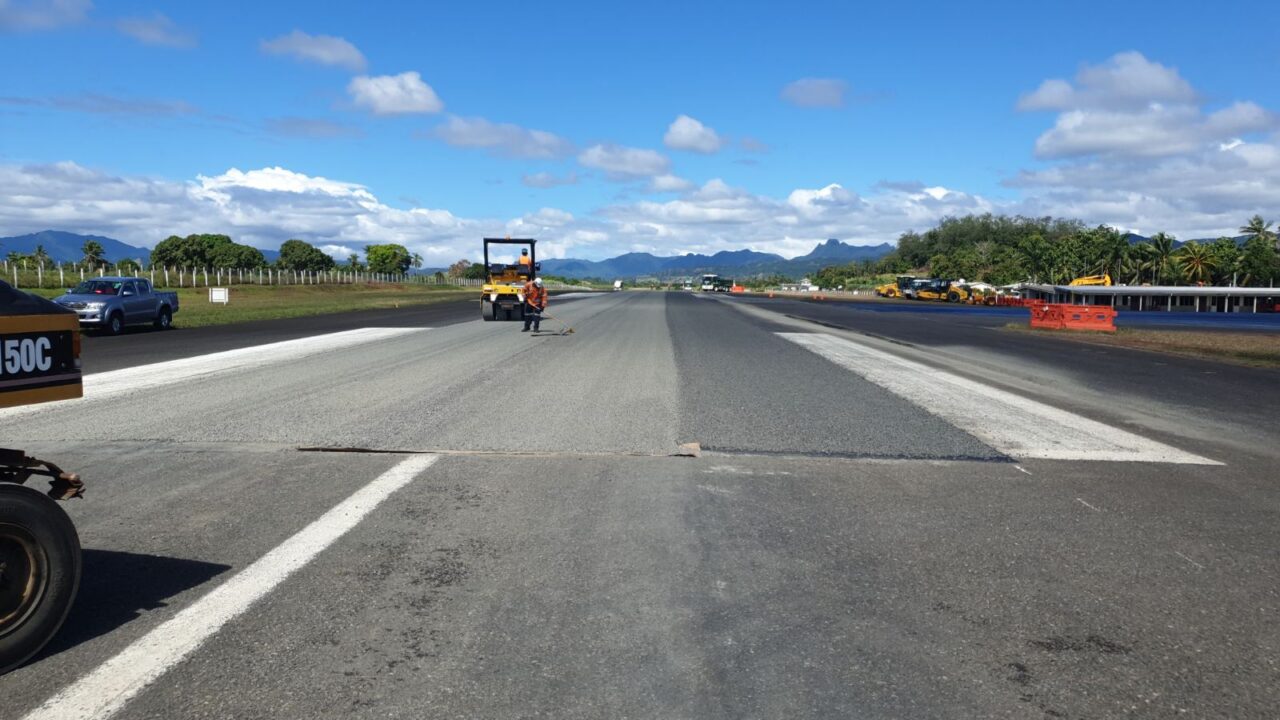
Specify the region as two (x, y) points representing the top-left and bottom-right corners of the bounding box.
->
(25, 284), (475, 329)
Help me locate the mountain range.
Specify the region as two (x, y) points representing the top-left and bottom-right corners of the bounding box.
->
(541, 239), (896, 279)
(0, 230), (894, 279)
(0, 230), (151, 263)
(0, 230), (286, 264)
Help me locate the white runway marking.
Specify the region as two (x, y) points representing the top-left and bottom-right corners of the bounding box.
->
(779, 332), (1220, 465)
(22, 453), (440, 720)
(1174, 551), (1206, 570)
(0, 327), (426, 419)
(1076, 497), (1102, 512)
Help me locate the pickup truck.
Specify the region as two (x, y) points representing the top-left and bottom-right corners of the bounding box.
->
(53, 277), (179, 334)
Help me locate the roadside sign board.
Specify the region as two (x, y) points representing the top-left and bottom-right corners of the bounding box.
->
(210, 287), (229, 304)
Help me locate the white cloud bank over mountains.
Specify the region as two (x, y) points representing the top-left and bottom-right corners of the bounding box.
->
(0, 162), (996, 263)
(1, 52), (1276, 263)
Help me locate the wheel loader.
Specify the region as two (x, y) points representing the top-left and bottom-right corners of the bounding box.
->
(480, 238), (538, 321)
(1, 280), (85, 674)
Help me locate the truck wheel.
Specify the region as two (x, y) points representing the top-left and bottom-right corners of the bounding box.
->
(106, 313), (124, 336)
(481, 300), (494, 322)
(947, 292), (960, 302)
(0, 483), (81, 674)
(153, 307), (172, 330)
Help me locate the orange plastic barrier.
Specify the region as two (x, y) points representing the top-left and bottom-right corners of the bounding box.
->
(1028, 304), (1116, 332)
(730, 285), (746, 293)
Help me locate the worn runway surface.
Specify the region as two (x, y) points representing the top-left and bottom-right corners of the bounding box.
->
(3, 291), (1278, 719)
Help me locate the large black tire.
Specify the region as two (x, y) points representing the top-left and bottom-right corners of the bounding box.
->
(0, 483), (81, 674)
(947, 291), (960, 302)
(105, 312), (124, 336)
(481, 300), (494, 322)
(153, 306), (172, 330)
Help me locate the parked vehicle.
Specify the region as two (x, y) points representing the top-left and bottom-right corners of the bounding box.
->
(613, 280), (623, 291)
(54, 277), (179, 334)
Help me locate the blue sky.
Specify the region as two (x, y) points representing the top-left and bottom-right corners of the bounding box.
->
(2, 0), (1278, 263)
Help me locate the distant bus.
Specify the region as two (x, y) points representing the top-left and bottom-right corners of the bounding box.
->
(700, 274), (719, 291)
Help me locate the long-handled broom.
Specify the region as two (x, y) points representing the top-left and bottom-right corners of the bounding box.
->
(537, 311), (575, 335)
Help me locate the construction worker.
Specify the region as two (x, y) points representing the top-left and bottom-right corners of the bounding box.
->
(522, 277), (547, 333)
(517, 249), (532, 268)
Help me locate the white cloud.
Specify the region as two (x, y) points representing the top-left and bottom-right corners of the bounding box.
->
(261, 30), (367, 72)
(432, 116), (573, 159)
(347, 71), (442, 115)
(1020, 52), (1279, 160)
(663, 115), (722, 153)
(0, 161), (995, 265)
(649, 174), (694, 193)
(115, 13), (195, 48)
(0, 93), (198, 116)
(522, 171), (579, 188)
(1006, 52), (1280, 237)
(318, 244), (359, 260)
(1018, 52), (1195, 111)
(0, 0), (90, 31)
(577, 144), (670, 179)
(780, 78), (848, 108)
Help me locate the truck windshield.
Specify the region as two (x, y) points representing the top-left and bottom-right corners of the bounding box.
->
(72, 280), (123, 295)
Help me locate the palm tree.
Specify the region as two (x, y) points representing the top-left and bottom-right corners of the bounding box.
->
(1174, 241), (1215, 284)
(411, 253), (423, 270)
(33, 244), (51, 266)
(82, 240), (106, 267)
(1119, 243), (1156, 284)
(1239, 215), (1276, 251)
(1148, 232), (1176, 284)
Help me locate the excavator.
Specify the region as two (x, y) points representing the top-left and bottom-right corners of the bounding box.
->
(1, 280), (85, 674)
(480, 237), (538, 321)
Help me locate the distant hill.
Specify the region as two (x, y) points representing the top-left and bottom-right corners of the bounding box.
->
(0, 230), (150, 263)
(0, 230), (286, 264)
(541, 239), (895, 280)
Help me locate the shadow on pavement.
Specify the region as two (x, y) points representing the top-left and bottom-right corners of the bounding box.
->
(35, 549), (232, 661)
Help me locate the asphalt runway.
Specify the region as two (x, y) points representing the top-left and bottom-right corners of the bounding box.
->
(4, 291), (1278, 719)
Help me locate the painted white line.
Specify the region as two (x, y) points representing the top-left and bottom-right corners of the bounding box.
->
(1075, 497), (1102, 512)
(1174, 551), (1206, 570)
(0, 327), (426, 419)
(22, 453), (440, 720)
(779, 332), (1220, 465)
(1014, 465), (1033, 476)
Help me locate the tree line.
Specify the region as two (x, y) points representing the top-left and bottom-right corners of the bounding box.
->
(3, 235), (426, 276)
(814, 214), (1279, 289)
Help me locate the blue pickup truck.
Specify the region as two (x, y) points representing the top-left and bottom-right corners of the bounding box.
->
(53, 277), (179, 334)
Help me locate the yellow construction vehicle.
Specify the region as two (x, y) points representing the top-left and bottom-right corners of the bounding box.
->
(480, 237), (538, 321)
(1069, 274), (1112, 287)
(874, 275), (915, 298)
(959, 282), (999, 305)
(2, 281), (85, 673)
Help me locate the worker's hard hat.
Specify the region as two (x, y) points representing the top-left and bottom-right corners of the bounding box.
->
(534, 278), (543, 287)
(521, 249), (529, 254)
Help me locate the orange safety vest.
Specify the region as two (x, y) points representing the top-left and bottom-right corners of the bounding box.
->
(524, 282), (547, 309)
(518, 254), (532, 266)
